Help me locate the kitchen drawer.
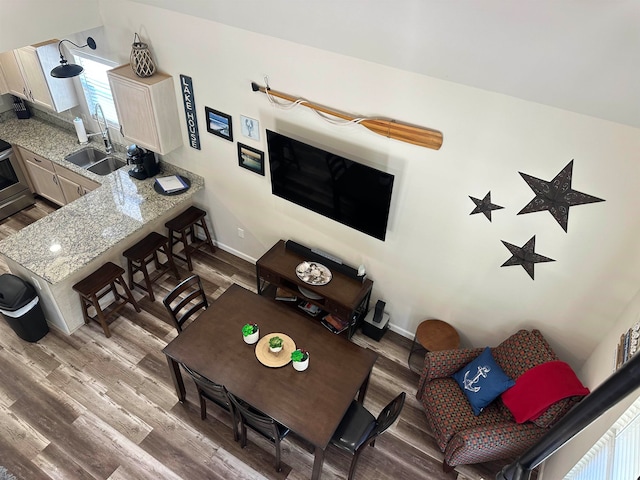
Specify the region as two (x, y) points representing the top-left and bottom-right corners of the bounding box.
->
(16, 146), (55, 172)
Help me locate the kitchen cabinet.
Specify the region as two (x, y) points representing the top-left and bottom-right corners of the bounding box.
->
(107, 64), (182, 155)
(0, 62), (8, 95)
(0, 50), (26, 97)
(17, 146), (99, 206)
(0, 40), (78, 113)
(20, 151), (66, 206)
(54, 163), (99, 203)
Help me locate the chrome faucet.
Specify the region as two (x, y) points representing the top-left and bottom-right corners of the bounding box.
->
(88, 103), (114, 154)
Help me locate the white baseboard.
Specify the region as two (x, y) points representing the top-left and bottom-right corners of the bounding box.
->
(389, 323), (412, 340)
(213, 240), (257, 264)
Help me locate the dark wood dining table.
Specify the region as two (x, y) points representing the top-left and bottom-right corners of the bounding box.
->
(162, 283), (379, 480)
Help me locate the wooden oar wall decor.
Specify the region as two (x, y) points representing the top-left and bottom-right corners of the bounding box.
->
(251, 81), (443, 150)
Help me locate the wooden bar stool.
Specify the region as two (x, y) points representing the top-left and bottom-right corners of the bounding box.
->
(165, 206), (215, 271)
(72, 261), (141, 338)
(123, 232), (180, 302)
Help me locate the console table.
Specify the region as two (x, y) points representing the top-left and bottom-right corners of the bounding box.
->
(256, 240), (373, 338)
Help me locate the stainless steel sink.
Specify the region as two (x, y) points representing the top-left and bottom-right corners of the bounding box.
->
(87, 157), (126, 176)
(64, 147), (125, 175)
(65, 147), (108, 168)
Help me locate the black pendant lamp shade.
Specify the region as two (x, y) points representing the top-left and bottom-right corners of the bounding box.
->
(50, 37), (97, 78)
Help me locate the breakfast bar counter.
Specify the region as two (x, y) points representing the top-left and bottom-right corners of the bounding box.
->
(0, 115), (203, 335)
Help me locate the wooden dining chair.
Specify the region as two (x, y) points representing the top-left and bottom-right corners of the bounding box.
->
(330, 392), (406, 480)
(181, 364), (238, 440)
(226, 390), (290, 472)
(162, 274), (208, 333)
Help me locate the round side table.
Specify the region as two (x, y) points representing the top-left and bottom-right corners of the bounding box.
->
(408, 319), (460, 371)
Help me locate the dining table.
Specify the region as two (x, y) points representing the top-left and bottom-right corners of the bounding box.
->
(162, 283), (379, 480)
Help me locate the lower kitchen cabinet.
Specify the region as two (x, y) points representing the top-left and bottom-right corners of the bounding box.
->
(17, 146), (99, 206)
(54, 164), (99, 203)
(21, 151), (66, 206)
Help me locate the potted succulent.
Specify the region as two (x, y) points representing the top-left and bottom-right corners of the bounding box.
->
(242, 323), (259, 344)
(269, 335), (284, 353)
(291, 348), (309, 371)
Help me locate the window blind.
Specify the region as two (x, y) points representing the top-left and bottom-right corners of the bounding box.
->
(71, 52), (119, 127)
(564, 396), (640, 480)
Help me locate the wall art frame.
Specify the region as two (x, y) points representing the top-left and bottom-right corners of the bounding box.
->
(205, 106), (233, 141)
(240, 115), (260, 141)
(237, 143), (265, 176)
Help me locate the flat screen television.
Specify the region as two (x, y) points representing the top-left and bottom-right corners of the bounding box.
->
(266, 130), (394, 241)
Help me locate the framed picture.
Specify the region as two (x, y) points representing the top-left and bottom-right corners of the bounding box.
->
(205, 106), (233, 141)
(240, 115), (260, 141)
(237, 143), (265, 176)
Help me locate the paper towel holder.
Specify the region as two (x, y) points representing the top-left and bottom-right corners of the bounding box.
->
(73, 117), (89, 145)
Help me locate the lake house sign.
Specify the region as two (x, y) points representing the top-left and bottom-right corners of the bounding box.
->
(180, 74), (201, 150)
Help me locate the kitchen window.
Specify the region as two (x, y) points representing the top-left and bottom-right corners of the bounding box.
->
(71, 51), (119, 127)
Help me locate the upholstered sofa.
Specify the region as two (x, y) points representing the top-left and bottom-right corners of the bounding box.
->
(416, 329), (586, 470)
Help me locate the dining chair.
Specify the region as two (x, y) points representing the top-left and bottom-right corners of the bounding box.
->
(162, 274), (208, 333)
(226, 389), (291, 472)
(330, 391), (406, 480)
(181, 364), (238, 440)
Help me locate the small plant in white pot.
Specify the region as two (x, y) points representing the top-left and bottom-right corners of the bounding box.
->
(269, 336), (283, 353)
(242, 323), (259, 344)
(291, 348), (309, 371)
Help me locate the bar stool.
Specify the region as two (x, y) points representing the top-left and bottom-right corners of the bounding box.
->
(123, 231), (180, 302)
(72, 261), (141, 338)
(165, 206), (215, 271)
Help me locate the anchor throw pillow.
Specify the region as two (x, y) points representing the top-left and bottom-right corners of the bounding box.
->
(452, 347), (516, 416)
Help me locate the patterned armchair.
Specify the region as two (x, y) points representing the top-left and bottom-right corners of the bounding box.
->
(416, 329), (581, 471)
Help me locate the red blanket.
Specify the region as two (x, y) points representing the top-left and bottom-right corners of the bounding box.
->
(501, 360), (589, 424)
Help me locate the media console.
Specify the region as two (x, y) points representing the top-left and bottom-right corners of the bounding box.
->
(256, 240), (374, 338)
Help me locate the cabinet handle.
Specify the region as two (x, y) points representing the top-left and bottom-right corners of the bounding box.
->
(77, 186), (83, 195)
(120, 125), (124, 136)
(33, 156), (42, 163)
(53, 175), (58, 185)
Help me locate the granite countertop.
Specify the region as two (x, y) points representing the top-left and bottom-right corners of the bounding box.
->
(0, 116), (203, 285)
(0, 115), (121, 184)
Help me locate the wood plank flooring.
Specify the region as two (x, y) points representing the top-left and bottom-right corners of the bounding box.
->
(0, 199), (509, 480)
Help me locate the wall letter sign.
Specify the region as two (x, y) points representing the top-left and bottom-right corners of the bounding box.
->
(180, 74), (201, 150)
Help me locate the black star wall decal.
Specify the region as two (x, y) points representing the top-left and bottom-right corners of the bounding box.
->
(469, 191), (504, 222)
(517, 160), (604, 232)
(501, 235), (555, 280)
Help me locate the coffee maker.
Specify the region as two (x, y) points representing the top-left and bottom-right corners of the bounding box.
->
(127, 144), (159, 179)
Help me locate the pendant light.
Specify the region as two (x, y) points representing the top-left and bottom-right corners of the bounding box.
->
(50, 37), (97, 78)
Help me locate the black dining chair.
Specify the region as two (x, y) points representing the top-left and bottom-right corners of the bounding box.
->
(181, 364), (238, 441)
(226, 389), (290, 472)
(330, 391), (406, 480)
(162, 274), (208, 333)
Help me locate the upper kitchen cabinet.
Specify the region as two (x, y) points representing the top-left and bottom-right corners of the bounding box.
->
(0, 40), (79, 113)
(107, 64), (182, 155)
(0, 63), (8, 94)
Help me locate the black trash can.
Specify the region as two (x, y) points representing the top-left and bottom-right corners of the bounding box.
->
(0, 274), (48, 342)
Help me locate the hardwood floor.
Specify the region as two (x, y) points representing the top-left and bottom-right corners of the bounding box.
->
(0, 199), (508, 480)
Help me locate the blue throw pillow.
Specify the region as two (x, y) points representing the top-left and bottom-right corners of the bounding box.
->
(452, 347), (515, 415)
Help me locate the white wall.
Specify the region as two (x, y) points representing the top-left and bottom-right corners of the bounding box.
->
(0, 0), (102, 52)
(95, 1), (640, 371)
